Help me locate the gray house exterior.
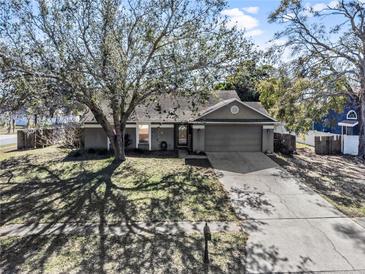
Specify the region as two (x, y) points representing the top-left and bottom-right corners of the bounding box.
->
(81, 90), (276, 153)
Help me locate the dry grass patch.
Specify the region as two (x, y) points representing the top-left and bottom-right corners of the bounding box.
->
(0, 146), (238, 224)
(270, 147), (365, 217)
(0, 232), (247, 273)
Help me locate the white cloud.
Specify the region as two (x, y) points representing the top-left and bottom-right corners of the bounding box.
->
(247, 29), (264, 37)
(311, 3), (327, 12)
(221, 8), (259, 30)
(242, 6), (259, 14)
(304, 1), (339, 16)
(328, 0), (339, 8)
(259, 39), (293, 63)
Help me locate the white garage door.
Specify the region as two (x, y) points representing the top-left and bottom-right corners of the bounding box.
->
(205, 125), (262, 152)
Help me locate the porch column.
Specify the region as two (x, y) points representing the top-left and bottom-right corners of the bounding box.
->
(192, 125), (205, 152)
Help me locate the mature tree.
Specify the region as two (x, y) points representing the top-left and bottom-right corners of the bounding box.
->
(215, 60), (274, 101)
(269, 0), (365, 156)
(257, 69), (347, 133)
(0, 0), (251, 161)
(0, 77), (82, 128)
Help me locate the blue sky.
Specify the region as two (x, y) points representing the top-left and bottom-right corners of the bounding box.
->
(225, 0), (341, 48)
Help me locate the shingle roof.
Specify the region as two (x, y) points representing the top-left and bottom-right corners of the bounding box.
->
(84, 90), (271, 123)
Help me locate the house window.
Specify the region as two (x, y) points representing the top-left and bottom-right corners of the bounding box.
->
(178, 125), (188, 146)
(346, 110), (357, 120)
(231, 105), (240, 114)
(138, 124), (149, 144)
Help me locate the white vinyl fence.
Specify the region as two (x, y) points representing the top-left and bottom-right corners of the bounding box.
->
(342, 135), (359, 155)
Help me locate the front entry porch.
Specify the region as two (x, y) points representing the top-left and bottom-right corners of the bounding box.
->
(175, 124), (192, 151)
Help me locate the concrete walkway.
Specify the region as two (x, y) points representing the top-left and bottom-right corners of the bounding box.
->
(0, 221), (242, 237)
(207, 152), (365, 274)
(0, 134), (17, 146)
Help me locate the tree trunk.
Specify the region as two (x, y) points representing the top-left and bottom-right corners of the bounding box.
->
(86, 102), (127, 162)
(111, 127), (126, 162)
(359, 85), (365, 158)
(7, 119), (10, 134)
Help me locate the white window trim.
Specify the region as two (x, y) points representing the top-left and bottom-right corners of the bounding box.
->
(136, 125), (139, 148)
(263, 125), (274, 129)
(346, 110), (357, 120)
(136, 123), (151, 150)
(81, 124), (101, 128)
(230, 105), (240, 115)
(192, 125), (205, 129)
(151, 124), (174, 128)
(82, 123), (137, 128)
(107, 137), (110, 151)
(149, 124), (152, 151)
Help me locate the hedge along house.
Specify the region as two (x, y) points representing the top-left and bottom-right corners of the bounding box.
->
(81, 90), (277, 153)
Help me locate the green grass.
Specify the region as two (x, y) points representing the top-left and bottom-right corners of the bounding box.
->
(0, 146), (238, 224)
(0, 232), (247, 273)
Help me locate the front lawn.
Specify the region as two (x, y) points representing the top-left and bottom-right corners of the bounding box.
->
(270, 146), (365, 217)
(0, 146), (244, 273)
(0, 232), (247, 273)
(0, 146), (238, 225)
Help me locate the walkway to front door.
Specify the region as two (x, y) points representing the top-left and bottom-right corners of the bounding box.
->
(207, 152), (365, 273)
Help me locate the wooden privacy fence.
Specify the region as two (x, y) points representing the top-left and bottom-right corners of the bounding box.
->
(17, 129), (56, 149)
(274, 133), (296, 154)
(314, 135), (341, 155)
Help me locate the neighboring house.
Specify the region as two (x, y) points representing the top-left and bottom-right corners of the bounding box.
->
(81, 90), (276, 153)
(313, 100), (359, 136)
(300, 100), (360, 155)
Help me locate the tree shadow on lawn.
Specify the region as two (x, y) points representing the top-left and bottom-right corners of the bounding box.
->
(269, 150), (365, 216)
(0, 153), (245, 273)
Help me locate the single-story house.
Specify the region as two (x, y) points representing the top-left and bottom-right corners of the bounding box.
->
(81, 90), (276, 153)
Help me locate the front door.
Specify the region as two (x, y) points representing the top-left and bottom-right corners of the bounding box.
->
(177, 124), (188, 147)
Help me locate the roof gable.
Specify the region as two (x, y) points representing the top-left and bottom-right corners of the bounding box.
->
(195, 99), (275, 122)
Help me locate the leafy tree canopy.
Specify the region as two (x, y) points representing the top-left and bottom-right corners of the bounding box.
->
(257, 69), (347, 133)
(266, 0), (365, 156)
(0, 0), (252, 161)
(215, 60), (274, 101)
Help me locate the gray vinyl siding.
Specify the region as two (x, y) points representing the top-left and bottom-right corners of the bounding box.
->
(138, 143), (149, 150)
(205, 125), (262, 152)
(84, 128), (108, 149)
(125, 128), (136, 149)
(151, 127), (174, 150)
(201, 101), (268, 121)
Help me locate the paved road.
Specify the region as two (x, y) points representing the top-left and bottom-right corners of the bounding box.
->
(207, 152), (365, 273)
(0, 134), (17, 146)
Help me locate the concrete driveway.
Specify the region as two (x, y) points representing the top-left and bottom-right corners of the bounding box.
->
(207, 152), (365, 273)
